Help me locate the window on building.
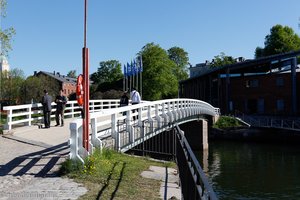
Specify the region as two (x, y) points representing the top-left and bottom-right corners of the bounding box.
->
(246, 79), (259, 88)
(277, 99), (284, 111)
(276, 77), (284, 86)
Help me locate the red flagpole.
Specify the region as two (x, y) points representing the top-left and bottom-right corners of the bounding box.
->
(82, 0), (89, 151)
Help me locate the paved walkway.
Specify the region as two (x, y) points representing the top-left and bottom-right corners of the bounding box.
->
(1, 118), (181, 200)
(0, 119), (87, 200)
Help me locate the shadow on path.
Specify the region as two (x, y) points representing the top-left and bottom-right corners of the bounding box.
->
(0, 142), (69, 177)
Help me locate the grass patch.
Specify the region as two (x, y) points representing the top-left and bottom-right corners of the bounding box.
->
(60, 148), (176, 200)
(213, 115), (242, 129)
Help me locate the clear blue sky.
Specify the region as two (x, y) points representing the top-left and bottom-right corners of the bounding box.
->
(4, 0), (300, 77)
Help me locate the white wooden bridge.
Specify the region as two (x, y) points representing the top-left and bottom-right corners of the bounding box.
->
(3, 99), (220, 162)
(3, 98), (220, 200)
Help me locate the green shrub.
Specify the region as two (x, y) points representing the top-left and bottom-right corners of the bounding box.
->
(59, 159), (83, 175)
(213, 116), (241, 129)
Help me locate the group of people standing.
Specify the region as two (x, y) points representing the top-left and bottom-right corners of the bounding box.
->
(40, 87), (141, 128)
(41, 89), (67, 128)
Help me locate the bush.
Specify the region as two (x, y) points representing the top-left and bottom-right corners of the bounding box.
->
(102, 90), (123, 99)
(59, 159), (83, 176)
(213, 116), (241, 129)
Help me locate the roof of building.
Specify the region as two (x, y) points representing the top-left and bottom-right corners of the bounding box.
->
(181, 50), (300, 83)
(37, 71), (77, 84)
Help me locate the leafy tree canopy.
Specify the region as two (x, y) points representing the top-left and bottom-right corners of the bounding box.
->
(91, 60), (123, 84)
(139, 43), (178, 100)
(19, 75), (60, 104)
(167, 46), (189, 81)
(0, 68), (25, 103)
(255, 24), (300, 58)
(210, 52), (236, 67)
(0, 0), (15, 56)
(67, 70), (77, 78)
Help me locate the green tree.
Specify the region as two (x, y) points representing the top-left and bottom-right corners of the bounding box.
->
(210, 52), (236, 67)
(167, 47), (189, 81)
(0, 0), (16, 56)
(0, 68), (25, 104)
(20, 76), (43, 104)
(67, 70), (77, 78)
(139, 43), (178, 100)
(91, 60), (123, 84)
(20, 75), (60, 104)
(255, 24), (300, 58)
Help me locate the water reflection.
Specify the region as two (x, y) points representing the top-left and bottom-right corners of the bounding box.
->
(196, 141), (300, 200)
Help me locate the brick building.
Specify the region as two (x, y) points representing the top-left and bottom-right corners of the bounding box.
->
(179, 51), (300, 116)
(34, 71), (77, 97)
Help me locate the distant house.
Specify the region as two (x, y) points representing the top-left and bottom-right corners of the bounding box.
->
(180, 51), (300, 116)
(34, 71), (77, 97)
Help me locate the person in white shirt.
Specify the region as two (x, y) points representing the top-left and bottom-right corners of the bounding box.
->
(130, 88), (141, 120)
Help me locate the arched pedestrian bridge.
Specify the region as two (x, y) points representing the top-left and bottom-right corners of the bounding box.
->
(68, 99), (220, 162)
(3, 98), (219, 160)
(3, 98), (220, 200)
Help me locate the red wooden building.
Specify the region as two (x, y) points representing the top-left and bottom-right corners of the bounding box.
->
(179, 51), (300, 116)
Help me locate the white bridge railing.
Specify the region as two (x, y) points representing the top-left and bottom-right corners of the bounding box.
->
(69, 98), (220, 163)
(2, 100), (121, 130)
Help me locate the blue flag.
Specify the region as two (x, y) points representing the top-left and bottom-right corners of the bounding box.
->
(133, 60), (137, 75)
(127, 62), (131, 76)
(123, 64), (127, 77)
(130, 61), (134, 76)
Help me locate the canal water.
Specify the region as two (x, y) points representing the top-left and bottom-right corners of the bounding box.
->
(197, 140), (300, 200)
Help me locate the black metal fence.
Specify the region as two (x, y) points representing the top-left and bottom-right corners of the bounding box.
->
(125, 120), (218, 200)
(174, 125), (218, 200)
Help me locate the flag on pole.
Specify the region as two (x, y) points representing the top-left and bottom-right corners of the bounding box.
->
(130, 60), (134, 76)
(133, 59), (137, 75)
(127, 62), (131, 76)
(139, 56), (143, 72)
(124, 64), (127, 77)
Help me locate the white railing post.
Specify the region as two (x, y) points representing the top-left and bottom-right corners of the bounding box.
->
(5, 108), (12, 130)
(161, 103), (168, 125)
(71, 102), (75, 118)
(138, 107), (142, 126)
(147, 105), (154, 133)
(176, 100), (181, 120)
(28, 106), (32, 127)
(91, 117), (102, 150)
(111, 113), (120, 151)
(166, 102), (173, 123)
(69, 120), (85, 163)
(155, 104), (162, 129)
(126, 110), (133, 142)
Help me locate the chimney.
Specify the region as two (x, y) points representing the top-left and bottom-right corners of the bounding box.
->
(56, 72), (60, 77)
(53, 71), (55, 75)
(34, 71), (37, 76)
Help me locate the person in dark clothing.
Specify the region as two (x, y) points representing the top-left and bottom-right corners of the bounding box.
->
(55, 89), (68, 126)
(120, 91), (129, 116)
(41, 90), (52, 128)
(120, 91), (129, 107)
